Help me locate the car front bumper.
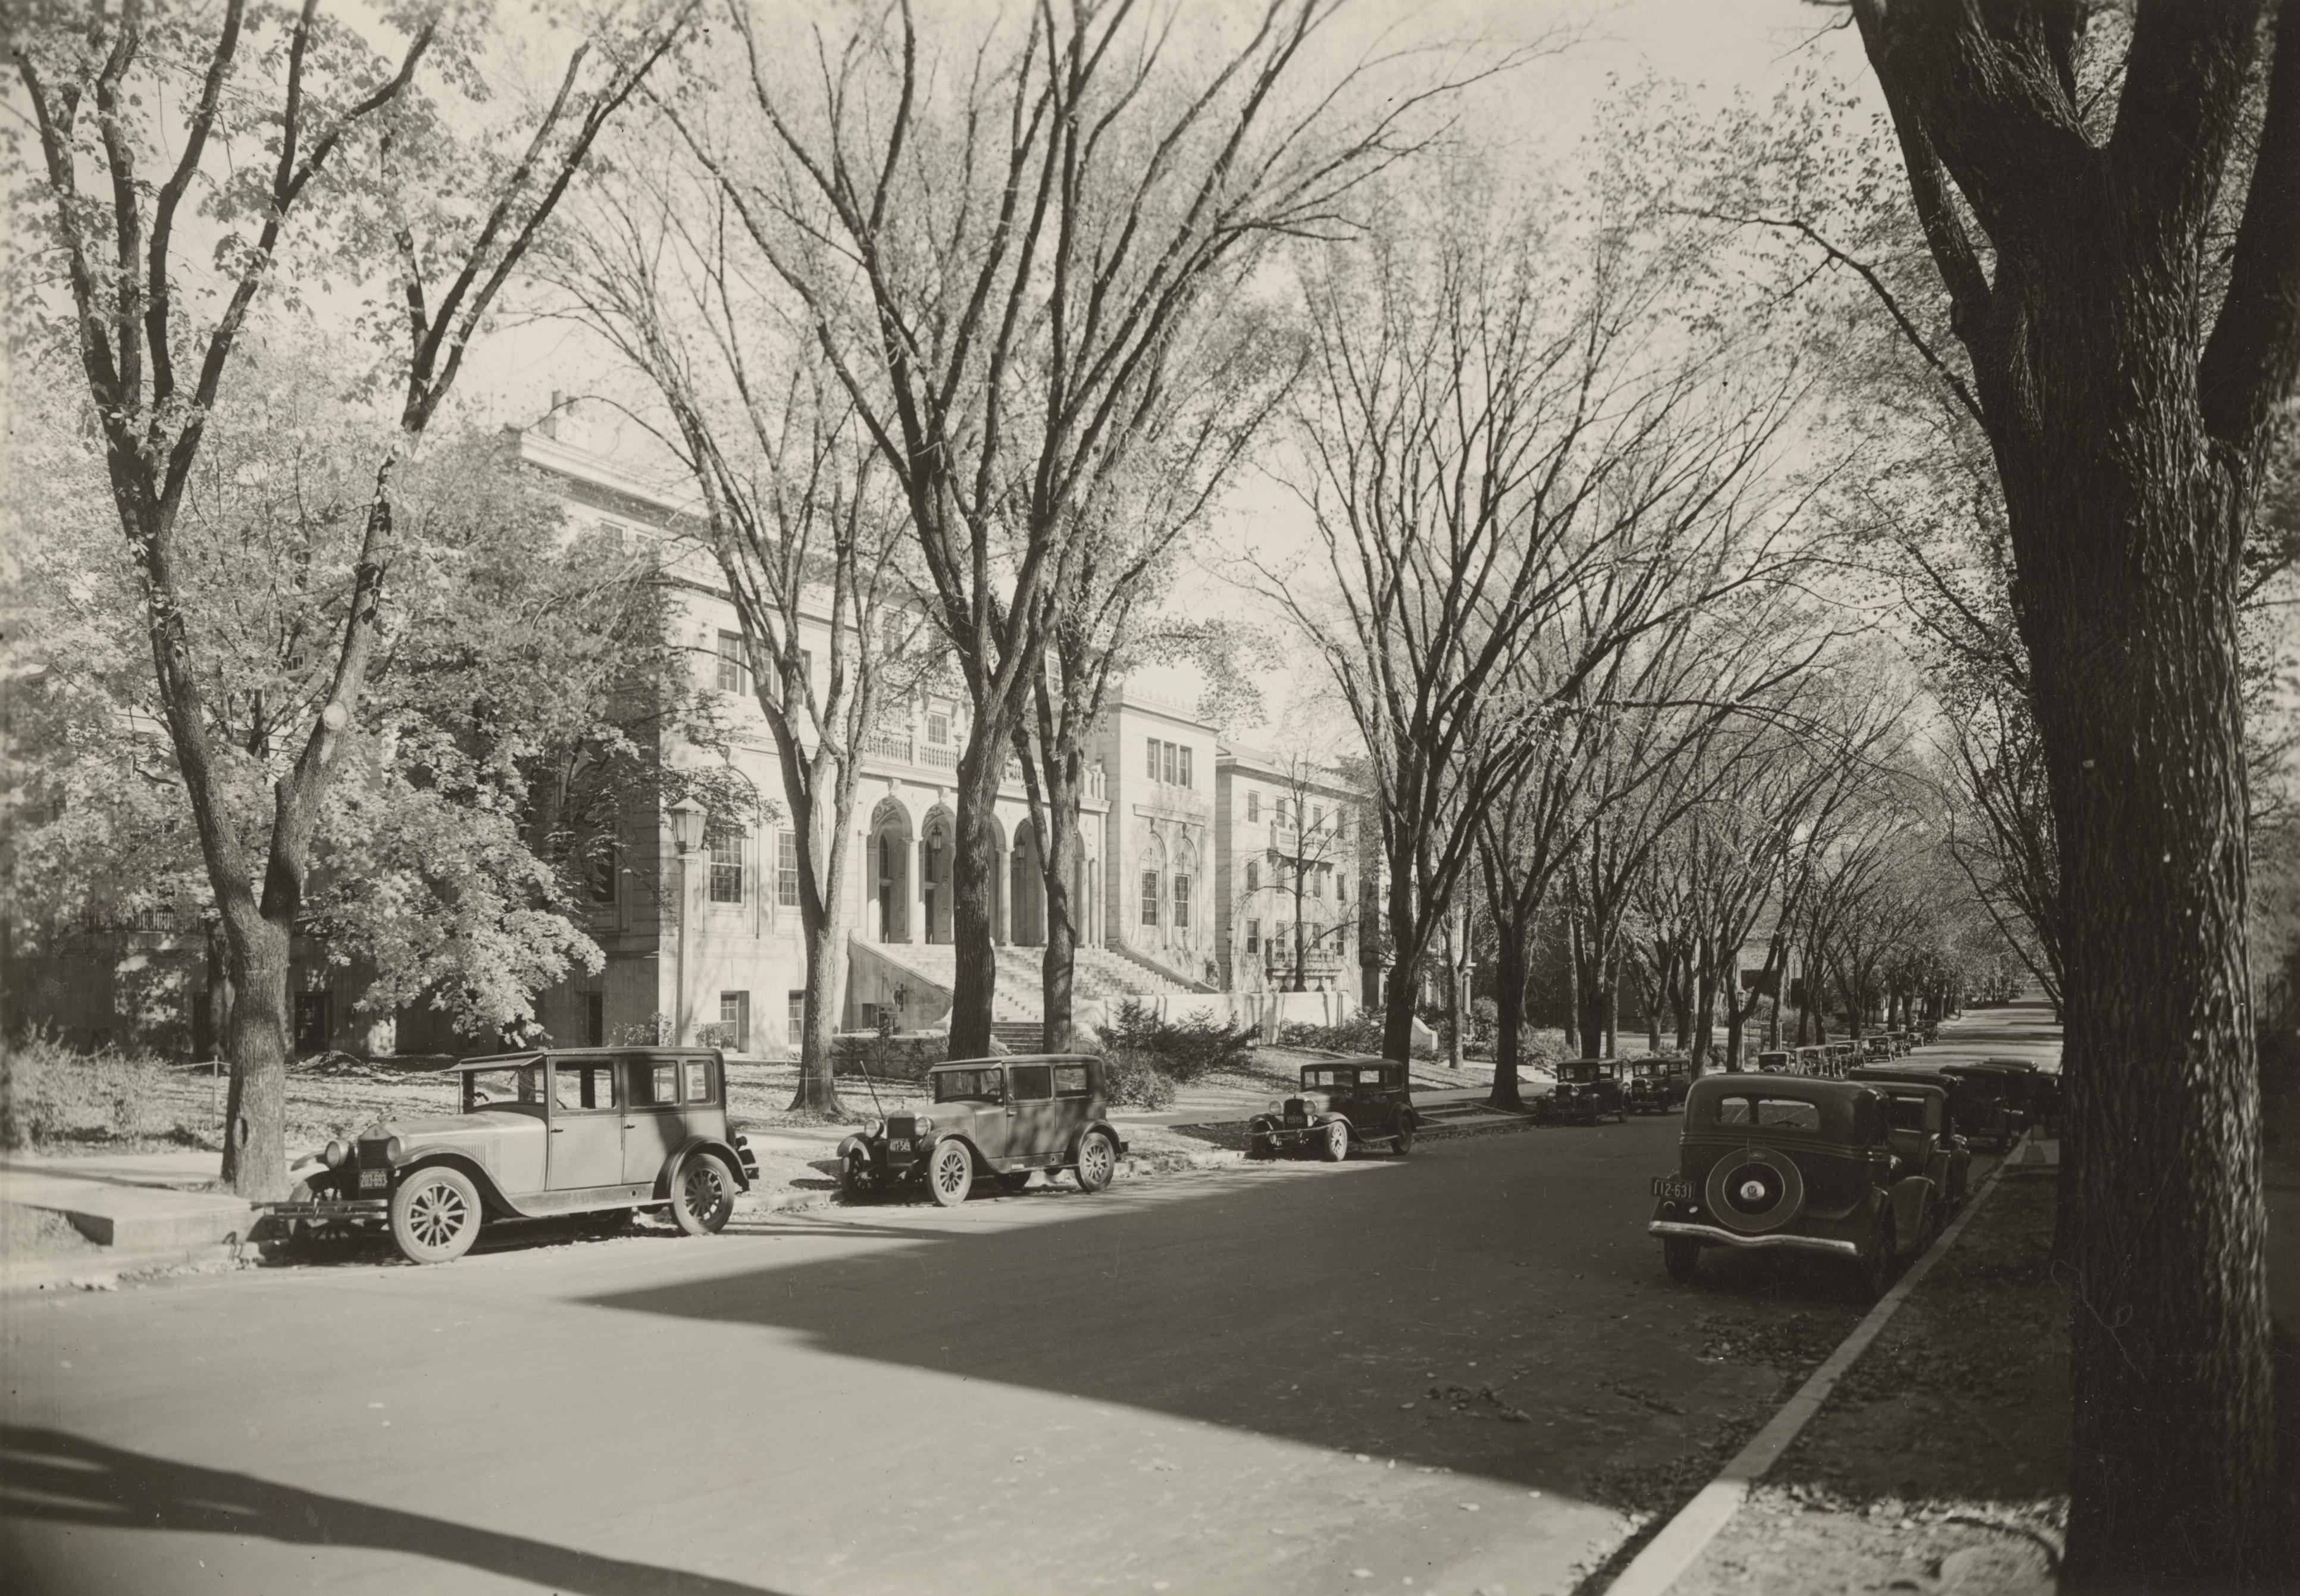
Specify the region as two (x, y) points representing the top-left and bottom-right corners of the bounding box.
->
(1647, 1219), (1860, 1258)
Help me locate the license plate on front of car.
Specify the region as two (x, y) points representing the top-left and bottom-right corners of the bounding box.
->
(359, 1168), (387, 1190)
(889, 1138), (911, 1151)
(1651, 1176), (1693, 1200)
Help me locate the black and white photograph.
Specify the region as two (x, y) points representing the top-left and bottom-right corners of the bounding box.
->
(3, 0), (2298, 1591)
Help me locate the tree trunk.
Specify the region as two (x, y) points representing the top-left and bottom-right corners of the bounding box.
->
(1380, 866), (1423, 1061)
(200, 921), (232, 1063)
(1561, 922), (1581, 1057)
(792, 915), (849, 1115)
(1038, 761), (1084, 1050)
(1692, 943), (1719, 1068)
(948, 738), (1004, 1059)
(1489, 916), (1528, 1110)
(217, 906), (290, 1200)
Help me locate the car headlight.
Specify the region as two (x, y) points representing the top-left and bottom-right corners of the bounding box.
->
(323, 1140), (349, 1169)
(864, 1118), (884, 1139)
(915, 1117), (934, 1135)
(1267, 1099), (1285, 1114)
(383, 1137), (405, 1165)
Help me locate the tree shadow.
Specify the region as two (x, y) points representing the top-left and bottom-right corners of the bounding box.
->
(0, 1425), (788, 1596)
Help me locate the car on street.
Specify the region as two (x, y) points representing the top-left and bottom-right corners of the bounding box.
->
(281, 1049), (759, 1264)
(1937, 1062), (2029, 1151)
(1854, 1076), (1972, 1210)
(1248, 1058), (1418, 1160)
(1793, 1046), (1830, 1076)
(1627, 1056), (1693, 1113)
(1825, 1041), (1858, 1077)
(1861, 1035), (1894, 1063)
(837, 1054), (1129, 1205)
(1752, 1050), (1794, 1074)
(1648, 1074), (1948, 1300)
(1537, 1058), (1628, 1125)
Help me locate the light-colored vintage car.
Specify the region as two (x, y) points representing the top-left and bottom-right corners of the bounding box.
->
(835, 1055), (1129, 1206)
(281, 1049), (758, 1263)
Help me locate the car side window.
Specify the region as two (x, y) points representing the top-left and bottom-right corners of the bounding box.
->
(1053, 1064), (1091, 1098)
(625, 1058), (681, 1108)
(553, 1062), (616, 1111)
(1010, 1065), (1053, 1101)
(684, 1059), (712, 1103)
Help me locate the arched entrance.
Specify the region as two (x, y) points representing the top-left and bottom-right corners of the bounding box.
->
(871, 796), (913, 943)
(921, 807), (955, 944)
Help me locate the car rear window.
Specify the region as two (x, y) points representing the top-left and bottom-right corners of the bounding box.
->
(1053, 1065), (1091, 1097)
(684, 1059), (712, 1103)
(626, 1059), (682, 1107)
(1884, 1094), (1930, 1130)
(1713, 1096), (1821, 1131)
(1010, 1065), (1052, 1101)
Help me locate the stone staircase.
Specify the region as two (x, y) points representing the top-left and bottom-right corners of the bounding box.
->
(848, 938), (1205, 1039)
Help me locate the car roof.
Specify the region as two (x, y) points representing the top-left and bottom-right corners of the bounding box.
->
(1688, 1072), (1876, 1105)
(929, 1053), (1101, 1072)
(448, 1047), (718, 1072)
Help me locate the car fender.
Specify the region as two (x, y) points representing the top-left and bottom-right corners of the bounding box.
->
(398, 1151), (520, 1219)
(924, 1130), (991, 1171)
(1063, 1119), (1129, 1162)
(658, 1135), (753, 1199)
(1889, 1173), (1935, 1252)
(834, 1132), (875, 1163)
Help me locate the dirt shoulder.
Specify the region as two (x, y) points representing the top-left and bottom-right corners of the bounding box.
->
(1661, 1169), (2067, 1596)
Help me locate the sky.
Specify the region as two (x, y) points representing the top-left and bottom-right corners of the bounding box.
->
(454, 0), (1892, 753)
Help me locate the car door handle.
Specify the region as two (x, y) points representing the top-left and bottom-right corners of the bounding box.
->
(551, 1126), (565, 1134)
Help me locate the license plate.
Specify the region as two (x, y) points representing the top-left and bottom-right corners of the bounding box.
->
(359, 1168), (387, 1190)
(1284, 1114), (1305, 1126)
(1651, 1176), (1693, 1200)
(888, 1138), (911, 1151)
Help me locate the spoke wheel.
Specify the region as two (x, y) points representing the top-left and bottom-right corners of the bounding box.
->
(928, 1140), (975, 1207)
(389, 1167), (482, 1265)
(1074, 1130), (1116, 1193)
(672, 1153), (736, 1235)
(840, 1150), (878, 1204)
(1394, 1118), (1416, 1157)
(1319, 1119), (1350, 1163)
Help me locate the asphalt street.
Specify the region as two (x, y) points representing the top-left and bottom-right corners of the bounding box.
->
(0, 1057), (2020, 1596)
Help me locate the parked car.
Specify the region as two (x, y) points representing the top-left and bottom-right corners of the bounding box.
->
(1850, 1075), (1973, 1209)
(1936, 1063), (2028, 1151)
(1628, 1056), (1694, 1113)
(1825, 1041), (1858, 1077)
(281, 1049), (759, 1264)
(1537, 1058), (1628, 1125)
(1248, 1058), (1418, 1160)
(1861, 1035), (1895, 1063)
(837, 1054), (1128, 1206)
(1648, 1074), (1947, 1300)
(1752, 1050), (1794, 1074)
(1886, 1029), (1912, 1056)
(1966, 1057), (2058, 1136)
(1793, 1045), (1830, 1076)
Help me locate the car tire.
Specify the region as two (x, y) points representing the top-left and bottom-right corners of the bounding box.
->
(1246, 1130), (1276, 1161)
(1394, 1119), (1415, 1157)
(672, 1152), (737, 1235)
(1856, 1212), (1897, 1303)
(1319, 1120), (1350, 1162)
(928, 1140), (975, 1207)
(1662, 1237), (1700, 1283)
(840, 1149), (879, 1204)
(389, 1166), (483, 1265)
(1074, 1130), (1117, 1193)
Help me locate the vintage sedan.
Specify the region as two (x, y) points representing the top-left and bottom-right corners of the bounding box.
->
(1792, 1045), (1831, 1076)
(1938, 1063), (2029, 1151)
(1751, 1050), (1795, 1074)
(1627, 1056), (1694, 1113)
(1825, 1041), (1858, 1077)
(281, 1049), (758, 1264)
(1861, 1035), (1895, 1063)
(1248, 1059), (1417, 1160)
(1648, 1075), (1947, 1300)
(836, 1055), (1128, 1206)
(1536, 1058), (1628, 1125)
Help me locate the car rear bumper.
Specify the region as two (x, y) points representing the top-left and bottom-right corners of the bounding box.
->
(264, 1198), (389, 1221)
(1647, 1219), (1860, 1258)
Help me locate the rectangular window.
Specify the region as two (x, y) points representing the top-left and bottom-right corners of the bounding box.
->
(1246, 860), (1259, 892)
(777, 831), (800, 907)
(1247, 919), (1260, 953)
(584, 991), (605, 1048)
(1337, 875), (1347, 904)
(554, 1061), (615, 1110)
(719, 991), (750, 1052)
(628, 1060), (681, 1107)
(587, 839), (618, 903)
(927, 712), (949, 746)
(1272, 922), (1288, 958)
(1163, 741), (1178, 784)
(1246, 791), (1259, 821)
(684, 1058), (712, 1101)
(1010, 1064), (1053, 1101)
(1174, 874), (1191, 928)
(1147, 737), (1159, 779)
(709, 833), (744, 903)
(1053, 1063), (1091, 1097)
(716, 630), (747, 694)
(859, 1001), (880, 1032)
(788, 990), (806, 1047)
(1312, 866), (1324, 900)
(1179, 745), (1193, 787)
(1140, 871), (1160, 926)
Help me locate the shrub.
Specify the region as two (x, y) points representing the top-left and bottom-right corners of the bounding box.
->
(1101, 1048), (1178, 1110)
(1, 1029), (174, 1151)
(1106, 1000), (1250, 1083)
(831, 1031), (947, 1083)
(1277, 1010), (1387, 1054)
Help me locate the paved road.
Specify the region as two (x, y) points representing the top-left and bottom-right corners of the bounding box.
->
(2, 1009), (2050, 1596)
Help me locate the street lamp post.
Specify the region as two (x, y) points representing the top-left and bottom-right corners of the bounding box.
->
(669, 798), (707, 1046)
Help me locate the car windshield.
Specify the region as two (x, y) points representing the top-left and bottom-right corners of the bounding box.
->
(1884, 1095), (1932, 1131)
(1713, 1096), (1821, 1131)
(463, 1063), (544, 1113)
(1559, 1063), (1604, 1082)
(1635, 1062), (1669, 1077)
(933, 1068), (1003, 1103)
(1305, 1066), (1386, 1088)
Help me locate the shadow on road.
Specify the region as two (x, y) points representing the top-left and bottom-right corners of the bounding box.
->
(0, 1426), (790, 1596)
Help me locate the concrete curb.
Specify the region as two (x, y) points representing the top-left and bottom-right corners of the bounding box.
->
(1, 1236), (281, 1296)
(1603, 1132), (2030, 1596)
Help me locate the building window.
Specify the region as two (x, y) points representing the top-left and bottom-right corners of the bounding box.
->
(1179, 746), (1193, 787)
(1335, 810), (1347, 841)
(777, 830), (800, 907)
(587, 838), (618, 903)
(1140, 871), (1160, 926)
(927, 712), (949, 746)
(1337, 875), (1347, 905)
(1173, 874), (1191, 929)
(1147, 737), (1159, 779)
(709, 833), (745, 903)
(584, 991), (605, 1047)
(1247, 919), (1260, 953)
(1246, 860), (1259, 892)
(1162, 741), (1177, 784)
(1312, 865), (1325, 900)
(716, 630), (747, 694)
(1272, 922), (1288, 960)
(719, 991), (750, 1052)
(1312, 804), (1323, 830)
(1246, 790), (1259, 821)
(787, 990), (806, 1047)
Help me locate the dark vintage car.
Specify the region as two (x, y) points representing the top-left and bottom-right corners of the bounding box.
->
(280, 1049), (759, 1264)
(1249, 1059), (1417, 1159)
(1752, 1050), (1794, 1074)
(837, 1054), (1128, 1206)
(1648, 1074), (1950, 1300)
(1825, 1041), (1858, 1078)
(1937, 1063), (2029, 1151)
(1861, 1035), (1895, 1063)
(1537, 1058), (1628, 1125)
(1627, 1056), (1694, 1113)
(1793, 1045), (1830, 1076)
